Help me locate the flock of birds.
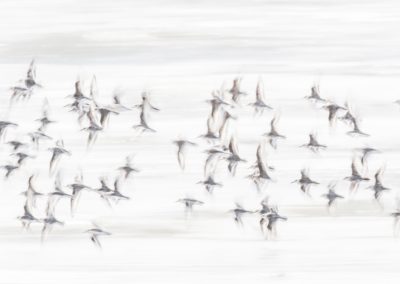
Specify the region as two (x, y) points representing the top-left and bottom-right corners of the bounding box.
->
(2, 60), (400, 249)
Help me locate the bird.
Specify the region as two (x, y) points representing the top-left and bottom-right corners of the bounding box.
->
(11, 152), (34, 166)
(24, 59), (42, 89)
(322, 183), (344, 208)
(41, 207), (64, 243)
(358, 147), (378, 167)
(197, 174), (223, 194)
(7, 140), (27, 151)
(323, 103), (346, 126)
(199, 115), (219, 142)
(203, 146), (228, 177)
(264, 116), (285, 149)
(108, 178), (130, 203)
(305, 84), (325, 102)
(206, 90), (229, 120)
(347, 118), (369, 137)
(68, 173), (92, 216)
(229, 78), (248, 103)
(344, 157), (369, 192)
(249, 79), (272, 114)
(368, 168), (390, 200)
(48, 140), (71, 174)
(260, 207), (287, 239)
(81, 108), (103, 147)
(27, 129), (52, 148)
(21, 175), (44, 209)
(112, 91), (131, 111)
(18, 202), (40, 230)
(225, 136), (246, 176)
(118, 156), (140, 179)
(177, 198), (204, 214)
(0, 164), (19, 178)
(301, 133), (327, 153)
(133, 108), (156, 133)
(36, 103), (56, 132)
(173, 139), (197, 170)
(0, 121), (18, 141)
(47, 173), (72, 216)
(85, 223), (111, 249)
(248, 142), (275, 191)
(229, 203), (253, 226)
(96, 105), (119, 128)
(292, 169), (319, 195)
(218, 110), (236, 145)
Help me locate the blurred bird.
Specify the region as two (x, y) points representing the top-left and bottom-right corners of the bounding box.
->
(173, 139), (197, 170)
(292, 169), (319, 195)
(249, 79), (272, 114)
(301, 133), (327, 153)
(85, 223), (111, 249)
(264, 116), (285, 149)
(322, 183), (344, 208)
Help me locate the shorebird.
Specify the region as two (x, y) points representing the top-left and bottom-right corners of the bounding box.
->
(81, 108), (103, 147)
(225, 136), (246, 176)
(48, 140), (71, 174)
(134, 91), (160, 112)
(301, 133), (327, 153)
(218, 110), (236, 145)
(47, 173), (72, 215)
(260, 207), (287, 239)
(41, 208), (64, 243)
(108, 178), (130, 203)
(206, 90), (229, 120)
(322, 183), (344, 208)
(248, 142), (275, 191)
(368, 167), (390, 200)
(249, 79), (272, 114)
(338, 102), (356, 125)
(292, 169), (319, 195)
(347, 118), (369, 137)
(68, 173), (92, 216)
(93, 176), (114, 206)
(11, 152), (34, 166)
(257, 196), (272, 216)
(305, 84), (325, 102)
(177, 198), (204, 214)
(7, 140), (27, 151)
(96, 105), (119, 128)
(323, 103), (346, 126)
(203, 146), (227, 177)
(112, 92), (131, 111)
(85, 223), (111, 249)
(24, 59), (42, 89)
(197, 174), (223, 194)
(357, 147), (379, 167)
(28, 128), (52, 148)
(173, 139), (197, 170)
(229, 78), (248, 104)
(264, 116), (285, 149)
(36, 105), (56, 132)
(18, 202), (40, 230)
(0, 163), (19, 178)
(10, 86), (29, 103)
(21, 175), (44, 208)
(118, 156), (140, 179)
(199, 115), (219, 142)
(344, 156), (369, 192)
(230, 203), (253, 226)
(133, 108), (156, 132)
(0, 121), (18, 141)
